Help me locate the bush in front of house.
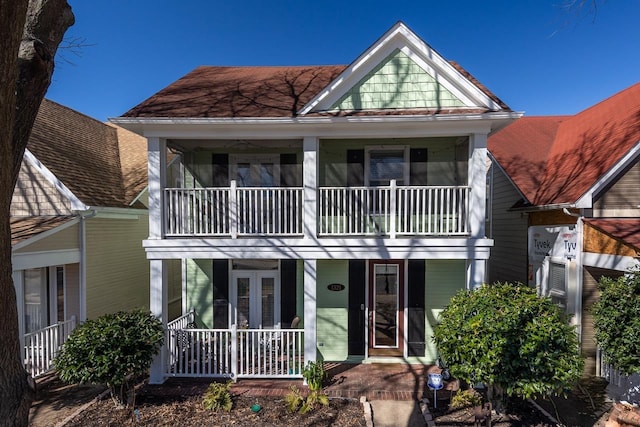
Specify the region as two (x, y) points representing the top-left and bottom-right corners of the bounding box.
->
(593, 267), (640, 376)
(433, 282), (583, 401)
(54, 309), (164, 407)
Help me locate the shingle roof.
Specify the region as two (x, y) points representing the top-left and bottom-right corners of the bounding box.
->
(122, 62), (509, 119)
(489, 82), (640, 206)
(10, 216), (76, 246)
(28, 99), (147, 208)
(585, 219), (640, 251)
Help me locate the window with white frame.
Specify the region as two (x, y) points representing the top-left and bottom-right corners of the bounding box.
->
(365, 147), (408, 186)
(548, 262), (567, 310)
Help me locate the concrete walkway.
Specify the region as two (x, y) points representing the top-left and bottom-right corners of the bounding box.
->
(370, 400), (426, 427)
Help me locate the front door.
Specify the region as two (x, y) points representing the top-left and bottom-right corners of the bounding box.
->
(368, 260), (404, 356)
(231, 270), (280, 329)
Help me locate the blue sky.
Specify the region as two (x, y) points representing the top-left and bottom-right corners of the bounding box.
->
(46, 0), (640, 121)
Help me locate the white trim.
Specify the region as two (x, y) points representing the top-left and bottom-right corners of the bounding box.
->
(299, 22), (503, 115)
(582, 252), (640, 272)
(141, 237), (494, 260)
(303, 259), (317, 365)
(23, 149), (87, 211)
(109, 111), (523, 139)
(575, 140), (640, 208)
(11, 216), (80, 251)
(12, 249), (80, 271)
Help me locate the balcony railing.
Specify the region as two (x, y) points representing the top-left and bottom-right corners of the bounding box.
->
(164, 181), (470, 238)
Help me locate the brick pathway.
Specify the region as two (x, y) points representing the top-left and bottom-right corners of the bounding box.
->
(232, 363), (451, 401)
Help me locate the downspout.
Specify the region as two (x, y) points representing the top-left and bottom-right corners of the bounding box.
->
(78, 209), (97, 322)
(563, 208), (584, 343)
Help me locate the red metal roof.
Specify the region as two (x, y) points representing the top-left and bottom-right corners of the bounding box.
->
(489, 82), (640, 206)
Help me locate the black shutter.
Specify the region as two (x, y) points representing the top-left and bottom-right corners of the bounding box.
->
(347, 149), (364, 186)
(410, 148), (428, 186)
(280, 153), (299, 187)
(212, 260), (229, 328)
(407, 259), (426, 357)
(348, 260), (366, 355)
(280, 260), (297, 327)
(212, 154), (229, 187)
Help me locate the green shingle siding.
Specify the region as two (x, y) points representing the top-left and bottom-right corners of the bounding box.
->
(330, 49), (464, 111)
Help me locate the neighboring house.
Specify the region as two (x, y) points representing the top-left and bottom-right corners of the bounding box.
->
(11, 99), (154, 377)
(111, 22), (521, 383)
(488, 83), (640, 395)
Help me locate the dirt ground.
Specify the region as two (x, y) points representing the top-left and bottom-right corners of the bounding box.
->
(30, 374), (614, 426)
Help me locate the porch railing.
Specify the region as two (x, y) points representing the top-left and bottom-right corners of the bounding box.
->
(319, 182), (470, 236)
(165, 322), (304, 379)
(164, 182), (303, 237)
(164, 181), (471, 238)
(23, 316), (76, 378)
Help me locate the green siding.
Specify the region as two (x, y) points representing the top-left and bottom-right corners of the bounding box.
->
(319, 137), (460, 186)
(186, 259), (214, 328)
(316, 260), (349, 361)
(425, 260), (466, 361)
(330, 49), (464, 111)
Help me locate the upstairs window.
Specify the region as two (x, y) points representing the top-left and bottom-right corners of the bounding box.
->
(366, 147), (408, 186)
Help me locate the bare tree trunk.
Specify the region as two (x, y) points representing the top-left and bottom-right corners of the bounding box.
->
(0, 1), (73, 425)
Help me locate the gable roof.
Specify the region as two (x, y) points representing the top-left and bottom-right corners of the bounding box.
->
(122, 22), (510, 119)
(10, 216), (76, 246)
(489, 82), (640, 207)
(27, 99), (148, 209)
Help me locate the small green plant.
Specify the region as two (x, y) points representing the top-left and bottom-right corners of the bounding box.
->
(300, 390), (329, 414)
(202, 381), (233, 411)
(302, 360), (326, 391)
(284, 385), (304, 413)
(54, 309), (164, 408)
(450, 389), (483, 409)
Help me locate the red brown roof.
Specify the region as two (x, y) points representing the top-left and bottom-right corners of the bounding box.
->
(489, 82), (640, 206)
(122, 62), (510, 119)
(585, 219), (640, 251)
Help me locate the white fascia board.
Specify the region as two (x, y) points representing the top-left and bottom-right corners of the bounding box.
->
(582, 251), (640, 272)
(12, 248), (81, 271)
(575, 140), (640, 208)
(110, 112), (521, 140)
(299, 22), (503, 115)
(11, 216), (80, 251)
(91, 206), (148, 219)
(141, 237), (494, 260)
(23, 149), (88, 211)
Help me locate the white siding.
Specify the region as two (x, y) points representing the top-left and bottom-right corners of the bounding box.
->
(488, 164), (529, 284)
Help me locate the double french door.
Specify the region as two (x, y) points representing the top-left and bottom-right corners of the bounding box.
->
(231, 270), (280, 329)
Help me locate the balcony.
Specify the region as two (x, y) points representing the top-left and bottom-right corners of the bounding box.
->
(163, 180), (470, 238)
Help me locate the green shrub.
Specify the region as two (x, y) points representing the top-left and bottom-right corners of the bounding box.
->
(54, 309), (164, 407)
(300, 390), (329, 414)
(433, 283), (583, 400)
(202, 381), (233, 411)
(450, 389), (483, 409)
(302, 360), (326, 391)
(593, 268), (640, 376)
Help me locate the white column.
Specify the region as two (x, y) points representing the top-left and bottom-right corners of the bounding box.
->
(13, 271), (25, 358)
(303, 137), (318, 240)
(303, 258), (317, 365)
(148, 137), (167, 239)
(468, 134), (487, 238)
(149, 258), (168, 384)
(467, 259), (486, 290)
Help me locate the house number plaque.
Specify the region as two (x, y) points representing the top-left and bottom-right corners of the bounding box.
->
(327, 283), (345, 292)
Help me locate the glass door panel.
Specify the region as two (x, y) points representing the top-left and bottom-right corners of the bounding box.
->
(373, 264), (398, 347)
(261, 277), (275, 328)
(236, 277), (251, 329)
